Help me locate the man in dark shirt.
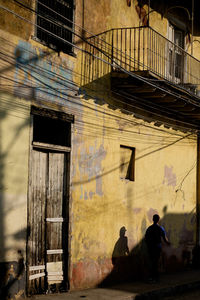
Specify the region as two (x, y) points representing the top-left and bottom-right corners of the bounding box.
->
(145, 214), (170, 282)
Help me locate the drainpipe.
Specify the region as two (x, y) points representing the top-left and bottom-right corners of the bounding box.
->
(148, 0), (150, 27)
(191, 0), (194, 56)
(196, 135), (200, 246)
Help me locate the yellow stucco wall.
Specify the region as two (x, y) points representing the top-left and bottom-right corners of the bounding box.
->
(0, 0), (199, 293)
(69, 97), (197, 288)
(0, 93), (30, 262)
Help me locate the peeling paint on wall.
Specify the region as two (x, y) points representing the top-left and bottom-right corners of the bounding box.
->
(14, 40), (75, 105)
(163, 165), (177, 187)
(78, 143), (107, 197)
(133, 207), (142, 214)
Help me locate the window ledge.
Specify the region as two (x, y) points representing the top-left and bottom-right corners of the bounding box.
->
(31, 36), (77, 58)
(32, 142), (71, 152)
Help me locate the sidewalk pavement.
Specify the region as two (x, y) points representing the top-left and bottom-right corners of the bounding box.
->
(29, 269), (200, 300)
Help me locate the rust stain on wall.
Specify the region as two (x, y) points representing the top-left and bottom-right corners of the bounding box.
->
(71, 258), (112, 289)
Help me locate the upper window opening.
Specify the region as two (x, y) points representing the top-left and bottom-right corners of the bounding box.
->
(36, 0), (74, 54)
(120, 145), (135, 181)
(33, 114), (71, 147)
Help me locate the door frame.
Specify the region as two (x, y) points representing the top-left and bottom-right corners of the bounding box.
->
(26, 106), (74, 295)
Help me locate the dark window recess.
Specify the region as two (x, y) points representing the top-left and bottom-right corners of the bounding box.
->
(33, 114), (71, 147)
(120, 145), (135, 181)
(37, 0), (74, 54)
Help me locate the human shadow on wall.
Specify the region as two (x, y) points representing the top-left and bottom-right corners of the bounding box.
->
(110, 226), (130, 282)
(99, 212), (199, 288)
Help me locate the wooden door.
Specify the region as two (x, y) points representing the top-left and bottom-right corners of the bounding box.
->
(27, 149), (69, 295)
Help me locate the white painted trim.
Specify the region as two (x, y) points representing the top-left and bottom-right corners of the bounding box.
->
(29, 272), (45, 280)
(33, 142), (71, 152)
(46, 217), (64, 222)
(47, 249), (63, 254)
(48, 275), (63, 281)
(29, 265), (45, 271)
(47, 271), (63, 275)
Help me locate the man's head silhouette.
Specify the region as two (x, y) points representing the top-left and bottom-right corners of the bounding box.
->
(153, 214), (160, 224)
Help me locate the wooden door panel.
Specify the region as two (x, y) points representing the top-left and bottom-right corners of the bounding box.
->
(46, 153), (65, 284)
(28, 150), (68, 293)
(28, 150), (47, 294)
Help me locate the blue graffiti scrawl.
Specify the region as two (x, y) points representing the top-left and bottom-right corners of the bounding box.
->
(79, 144), (107, 198)
(14, 40), (76, 105)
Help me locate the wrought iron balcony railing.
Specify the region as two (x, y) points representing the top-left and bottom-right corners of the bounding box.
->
(82, 26), (200, 95)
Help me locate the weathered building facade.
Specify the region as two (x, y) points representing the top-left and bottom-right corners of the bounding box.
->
(0, 0), (200, 298)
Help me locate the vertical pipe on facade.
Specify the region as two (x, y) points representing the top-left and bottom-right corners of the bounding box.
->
(94, 36), (97, 80)
(134, 28), (136, 70)
(191, 0), (194, 56)
(138, 27), (140, 70)
(96, 36), (99, 79)
(162, 36), (164, 78)
(150, 28), (152, 71)
(171, 41), (173, 82)
(143, 27), (144, 70)
(101, 35), (103, 77)
(157, 33), (159, 75)
(156, 31), (158, 74)
(107, 33), (108, 74)
(111, 29), (114, 72)
(120, 28), (123, 67)
(92, 38), (94, 81)
(125, 28), (127, 69)
(148, 0), (150, 27)
(153, 30), (155, 73)
(160, 35), (162, 77)
(196, 136), (200, 246)
(163, 38), (165, 78)
(109, 31), (111, 73)
(116, 30), (119, 64)
(152, 32), (153, 73)
(147, 27), (149, 72)
(129, 28), (131, 71)
(147, 0), (151, 72)
(160, 36), (162, 77)
(89, 43), (91, 82)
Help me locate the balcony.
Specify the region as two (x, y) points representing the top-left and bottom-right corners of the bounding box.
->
(81, 26), (200, 130)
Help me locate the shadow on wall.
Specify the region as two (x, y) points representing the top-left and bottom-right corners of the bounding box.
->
(99, 212), (199, 287)
(0, 106), (29, 299)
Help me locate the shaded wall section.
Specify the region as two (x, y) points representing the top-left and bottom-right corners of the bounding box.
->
(0, 93), (30, 298)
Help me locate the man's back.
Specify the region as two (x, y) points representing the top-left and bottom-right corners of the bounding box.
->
(145, 224), (165, 248)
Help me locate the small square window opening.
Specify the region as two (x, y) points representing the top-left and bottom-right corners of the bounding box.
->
(120, 145), (135, 181)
